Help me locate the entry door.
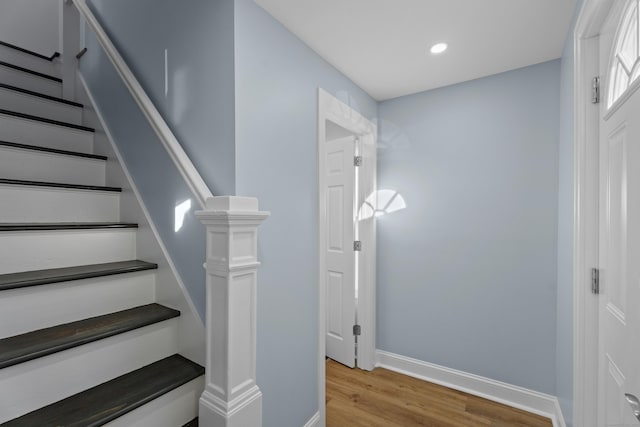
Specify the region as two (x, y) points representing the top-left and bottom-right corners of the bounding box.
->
(324, 136), (357, 368)
(598, 3), (640, 424)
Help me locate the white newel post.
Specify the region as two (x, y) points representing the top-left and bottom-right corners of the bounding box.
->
(196, 196), (269, 427)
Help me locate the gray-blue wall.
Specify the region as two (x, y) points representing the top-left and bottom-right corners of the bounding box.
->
(87, 0), (236, 197)
(80, 27), (208, 320)
(83, 0), (239, 321)
(557, 1), (584, 425)
(377, 60), (561, 395)
(233, 1), (377, 426)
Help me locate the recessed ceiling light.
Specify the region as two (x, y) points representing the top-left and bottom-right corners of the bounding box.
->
(430, 42), (448, 54)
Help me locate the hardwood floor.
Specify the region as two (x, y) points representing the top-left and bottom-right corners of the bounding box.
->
(326, 359), (552, 427)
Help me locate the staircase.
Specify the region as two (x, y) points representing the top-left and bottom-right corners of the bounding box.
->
(0, 41), (203, 426)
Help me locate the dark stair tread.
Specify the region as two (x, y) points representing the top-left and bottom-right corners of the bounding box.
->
(0, 260), (158, 291)
(0, 83), (82, 108)
(0, 60), (61, 82)
(0, 108), (93, 132)
(0, 303), (179, 369)
(0, 140), (106, 160)
(1, 354), (204, 427)
(183, 418), (199, 427)
(0, 178), (121, 192)
(0, 222), (138, 232)
(0, 41), (60, 62)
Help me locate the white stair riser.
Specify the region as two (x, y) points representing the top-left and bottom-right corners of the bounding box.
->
(0, 272), (156, 339)
(0, 185), (120, 222)
(0, 146), (105, 186)
(0, 229), (137, 274)
(0, 87), (82, 124)
(0, 45), (60, 78)
(0, 320), (179, 423)
(0, 64), (61, 98)
(105, 377), (204, 427)
(0, 113), (93, 153)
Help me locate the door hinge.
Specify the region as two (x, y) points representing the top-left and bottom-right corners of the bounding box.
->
(353, 240), (362, 251)
(353, 324), (361, 336)
(592, 76), (600, 104)
(591, 268), (600, 294)
(354, 156), (362, 167)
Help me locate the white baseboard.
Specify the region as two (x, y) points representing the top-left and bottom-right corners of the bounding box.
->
(375, 350), (566, 427)
(303, 411), (320, 427)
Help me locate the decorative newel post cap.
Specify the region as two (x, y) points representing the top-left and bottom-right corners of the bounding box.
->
(206, 196), (259, 212)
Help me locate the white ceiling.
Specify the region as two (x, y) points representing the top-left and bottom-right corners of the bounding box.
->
(254, 0), (576, 101)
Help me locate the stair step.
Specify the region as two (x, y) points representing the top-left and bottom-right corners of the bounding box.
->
(0, 182), (120, 223)
(0, 83), (82, 124)
(0, 140), (106, 160)
(0, 60), (60, 83)
(0, 142), (106, 185)
(183, 418), (199, 427)
(0, 83), (81, 107)
(0, 41), (59, 62)
(0, 260), (157, 291)
(1, 354), (204, 427)
(0, 178), (120, 193)
(0, 108), (92, 132)
(0, 109), (94, 153)
(0, 42), (60, 79)
(0, 303), (179, 370)
(0, 61), (61, 97)
(0, 222), (137, 232)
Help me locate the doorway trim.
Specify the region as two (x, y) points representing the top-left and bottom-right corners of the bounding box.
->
(317, 88), (377, 425)
(573, 1), (615, 426)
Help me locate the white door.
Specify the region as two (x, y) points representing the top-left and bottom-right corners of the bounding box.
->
(599, 2), (640, 425)
(324, 136), (357, 368)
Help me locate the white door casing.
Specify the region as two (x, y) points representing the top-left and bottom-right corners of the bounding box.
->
(318, 88), (377, 426)
(324, 136), (357, 368)
(574, 1), (615, 425)
(598, 1), (640, 425)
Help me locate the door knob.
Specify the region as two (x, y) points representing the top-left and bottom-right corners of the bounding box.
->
(625, 393), (640, 422)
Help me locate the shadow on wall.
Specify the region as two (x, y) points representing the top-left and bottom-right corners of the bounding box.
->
(377, 119), (413, 153)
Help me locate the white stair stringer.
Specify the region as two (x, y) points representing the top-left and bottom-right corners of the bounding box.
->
(0, 319), (179, 424)
(0, 185), (120, 222)
(0, 44), (60, 78)
(0, 111), (93, 153)
(0, 228), (137, 274)
(105, 376), (204, 427)
(0, 85), (82, 124)
(0, 271), (156, 339)
(0, 63), (61, 97)
(0, 145), (105, 186)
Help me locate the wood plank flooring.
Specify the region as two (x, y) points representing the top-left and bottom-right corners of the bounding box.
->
(326, 359), (552, 427)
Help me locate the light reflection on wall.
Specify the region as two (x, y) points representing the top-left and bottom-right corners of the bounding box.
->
(359, 189), (406, 220)
(174, 199), (192, 232)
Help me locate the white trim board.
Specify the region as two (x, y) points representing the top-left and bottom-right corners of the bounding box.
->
(302, 412), (320, 427)
(572, 1), (615, 426)
(375, 350), (566, 427)
(317, 88), (377, 427)
(77, 73), (205, 366)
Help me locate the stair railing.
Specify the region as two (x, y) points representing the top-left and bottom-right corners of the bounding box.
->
(64, 1), (268, 425)
(69, 0), (211, 208)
